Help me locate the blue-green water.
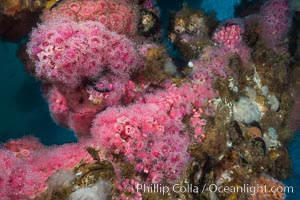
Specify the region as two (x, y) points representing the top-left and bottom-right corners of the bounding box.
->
(284, 131), (300, 200)
(0, 42), (77, 145)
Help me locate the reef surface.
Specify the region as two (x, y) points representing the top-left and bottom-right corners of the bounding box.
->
(0, 0), (299, 199)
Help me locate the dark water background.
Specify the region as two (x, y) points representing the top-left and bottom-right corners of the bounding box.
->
(0, 0), (298, 199)
(0, 42), (77, 145)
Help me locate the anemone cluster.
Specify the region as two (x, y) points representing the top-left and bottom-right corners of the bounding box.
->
(0, 0), (298, 199)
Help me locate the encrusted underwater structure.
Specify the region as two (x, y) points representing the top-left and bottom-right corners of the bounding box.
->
(0, 0), (299, 199)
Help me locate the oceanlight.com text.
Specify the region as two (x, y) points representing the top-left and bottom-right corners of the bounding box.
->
(136, 183), (294, 196)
